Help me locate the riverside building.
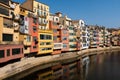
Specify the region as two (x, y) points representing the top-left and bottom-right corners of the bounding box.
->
(0, 0), (24, 63)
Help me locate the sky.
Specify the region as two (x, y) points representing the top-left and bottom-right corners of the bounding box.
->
(13, 0), (120, 28)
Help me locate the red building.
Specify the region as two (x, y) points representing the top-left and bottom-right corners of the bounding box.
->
(0, 44), (24, 63)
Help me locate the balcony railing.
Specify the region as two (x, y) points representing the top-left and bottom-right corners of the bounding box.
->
(54, 43), (63, 49)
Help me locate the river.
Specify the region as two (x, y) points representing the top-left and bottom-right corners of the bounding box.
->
(5, 51), (120, 80)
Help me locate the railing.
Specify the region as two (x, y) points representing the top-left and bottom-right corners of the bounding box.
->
(54, 43), (63, 49)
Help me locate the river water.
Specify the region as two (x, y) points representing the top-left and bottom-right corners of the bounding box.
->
(8, 51), (120, 80)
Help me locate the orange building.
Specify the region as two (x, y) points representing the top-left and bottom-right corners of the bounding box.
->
(60, 27), (69, 52)
(28, 13), (38, 55)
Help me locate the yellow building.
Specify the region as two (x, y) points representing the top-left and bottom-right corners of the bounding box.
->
(37, 69), (53, 80)
(0, 1), (21, 45)
(38, 30), (53, 54)
(33, 0), (53, 54)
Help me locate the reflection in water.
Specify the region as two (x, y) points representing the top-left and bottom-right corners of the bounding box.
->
(20, 51), (120, 80)
(20, 59), (82, 80)
(87, 51), (120, 80)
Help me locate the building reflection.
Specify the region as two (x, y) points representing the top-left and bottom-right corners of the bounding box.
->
(36, 67), (53, 80)
(21, 59), (86, 80)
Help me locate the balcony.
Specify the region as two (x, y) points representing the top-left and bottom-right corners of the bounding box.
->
(54, 43), (63, 49)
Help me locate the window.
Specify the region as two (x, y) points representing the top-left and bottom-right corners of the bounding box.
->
(33, 26), (37, 32)
(47, 48), (52, 50)
(46, 42), (51, 45)
(44, 12), (46, 16)
(40, 48), (52, 51)
(56, 18), (58, 21)
(0, 50), (4, 58)
(62, 37), (67, 40)
(7, 49), (10, 56)
(26, 36), (31, 42)
(33, 46), (37, 49)
(12, 48), (20, 55)
(63, 44), (67, 48)
(46, 35), (52, 40)
(69, 39), (76, 42)
(3, 34), (13, 41)
(69, 44), (76, 48)
(63, 30), (67, 34)
(53, 36), (57, 41)
(53, 29), (57, 33)
(40, 42), (44, 45)
(69, 27), (73, 30)
(70, 33), (74, 35)
(37, 4), (40, 9)
(0, 6), (9, 16)
(40, 34), (52, 40)
(33, 18), (37, 24)
(33, 36), (37, 42)
(40, 34), (45, 39)
(40, 48), (45, 51)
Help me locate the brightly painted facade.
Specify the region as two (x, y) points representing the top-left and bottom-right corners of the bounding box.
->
(72, 20), (82, 51)
(49, 14), (62, 55)
(21, 0), (53, 55)
(58, 14), (76, 51)
(104, 29), (111, 47)
(0, 0), (24, 63)
(89, 26), (99, 48)
(56, 12), (69, 52)
(99, 28), (104, 47)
